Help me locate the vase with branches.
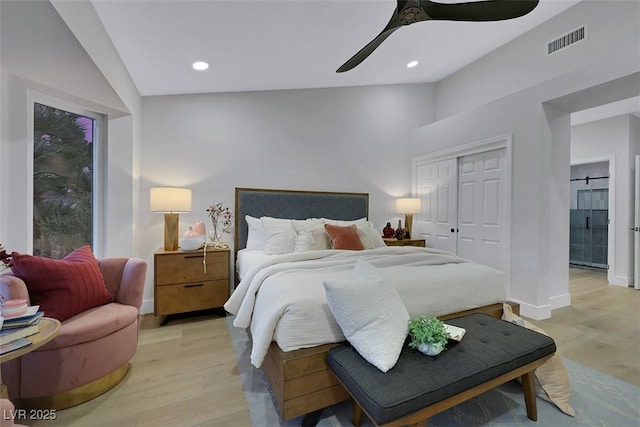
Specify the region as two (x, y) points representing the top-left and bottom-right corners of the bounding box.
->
(206, 202), (232, 246)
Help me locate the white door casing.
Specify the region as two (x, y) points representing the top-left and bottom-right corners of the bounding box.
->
(635, 155), (639, 289)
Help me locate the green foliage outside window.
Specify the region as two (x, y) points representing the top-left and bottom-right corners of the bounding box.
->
(33, 103), (93, 259)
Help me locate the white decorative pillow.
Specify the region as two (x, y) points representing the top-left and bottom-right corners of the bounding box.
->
(292, 219), (330, 252)
(261, 217), (296, 255)
(324, 273), (409, 372)
(502, 304), (576, 417)
(366, 221), (387, 248)
(245, 215), (266, 250)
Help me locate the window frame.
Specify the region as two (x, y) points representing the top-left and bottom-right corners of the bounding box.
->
(27, 90), (107, 257)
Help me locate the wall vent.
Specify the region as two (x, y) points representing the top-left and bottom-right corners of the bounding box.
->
(547, 26), (586, 55)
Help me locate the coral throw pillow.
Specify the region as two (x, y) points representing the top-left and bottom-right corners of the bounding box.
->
(10, 245), (113, 321)
(324, 224), (365, 250)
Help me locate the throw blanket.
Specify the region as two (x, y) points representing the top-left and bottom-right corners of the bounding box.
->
(225, 247), (505, 367)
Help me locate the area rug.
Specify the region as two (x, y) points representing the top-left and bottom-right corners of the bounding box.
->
(227, 317), (640, 426)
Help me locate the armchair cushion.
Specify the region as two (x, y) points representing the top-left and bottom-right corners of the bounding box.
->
(10, 245), (113, 322)
(39, 303), (139, 350)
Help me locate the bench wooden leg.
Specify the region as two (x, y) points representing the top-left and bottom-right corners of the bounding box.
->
(353, 400), (363, 427)
(521, 370), (538, 421)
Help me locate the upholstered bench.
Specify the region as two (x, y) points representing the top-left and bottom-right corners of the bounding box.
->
(327, 313), (556, 427)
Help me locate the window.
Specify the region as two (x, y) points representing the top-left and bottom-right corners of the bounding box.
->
(33, 103), (98, 258)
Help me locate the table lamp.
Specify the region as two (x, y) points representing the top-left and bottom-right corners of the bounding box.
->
(396, 197), (422, 239)
(150, 187), (192, 251)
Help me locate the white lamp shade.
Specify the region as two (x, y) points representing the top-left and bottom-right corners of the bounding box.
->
(396, 198), (422, 214)
(150, 187), (192, 213)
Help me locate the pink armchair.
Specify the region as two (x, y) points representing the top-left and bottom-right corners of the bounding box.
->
(0, 257), (146, 409)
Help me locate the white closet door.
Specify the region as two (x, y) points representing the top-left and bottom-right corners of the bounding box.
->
(415, 158), (458, 254)
(457, 149), (507, 272)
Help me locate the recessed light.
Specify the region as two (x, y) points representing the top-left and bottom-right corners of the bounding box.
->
(407, 60), (419, 69)
(192, 61), (209, 71)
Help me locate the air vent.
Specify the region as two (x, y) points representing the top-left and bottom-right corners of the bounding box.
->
(547, 26), (586, 55)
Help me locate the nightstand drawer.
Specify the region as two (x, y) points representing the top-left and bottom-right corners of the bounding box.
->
(155, 279), (229, 315)
(155, 251), (229, 285)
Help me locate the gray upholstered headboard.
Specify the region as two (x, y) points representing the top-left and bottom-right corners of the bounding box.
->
(234, 187), (369, 252)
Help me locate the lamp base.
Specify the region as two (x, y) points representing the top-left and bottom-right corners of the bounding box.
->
(405, 214), (414, 239)
(164, 213), (179, 251)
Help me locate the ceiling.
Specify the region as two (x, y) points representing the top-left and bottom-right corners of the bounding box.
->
(90, 0), (582, 97)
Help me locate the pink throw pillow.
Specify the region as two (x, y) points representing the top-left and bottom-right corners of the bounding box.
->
(10, 245), (113, 321)
(324, 224), (365, 250)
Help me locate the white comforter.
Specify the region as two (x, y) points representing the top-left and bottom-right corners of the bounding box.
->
(224, 247), (505, 368)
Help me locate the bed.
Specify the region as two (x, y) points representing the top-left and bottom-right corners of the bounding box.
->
(226, 187), (517, 421)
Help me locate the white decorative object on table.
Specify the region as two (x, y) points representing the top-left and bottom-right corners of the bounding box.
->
(417, 342), (444, 356)
(179, 226), (205, 251)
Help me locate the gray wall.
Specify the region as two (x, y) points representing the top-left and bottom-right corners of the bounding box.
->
(139, 84), (437, 306)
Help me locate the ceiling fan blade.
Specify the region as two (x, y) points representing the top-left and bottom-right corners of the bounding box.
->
(336, 27), (400, 73)
(336, 0), (538, 73)
(421, 0), (539, 22)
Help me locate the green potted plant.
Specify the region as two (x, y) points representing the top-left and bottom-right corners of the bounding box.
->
(408, 316), (451, 356)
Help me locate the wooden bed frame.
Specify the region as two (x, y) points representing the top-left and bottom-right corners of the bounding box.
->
(233, 187), (517, 421)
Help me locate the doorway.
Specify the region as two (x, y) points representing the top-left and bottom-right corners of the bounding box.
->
(569, 162), (609, 269)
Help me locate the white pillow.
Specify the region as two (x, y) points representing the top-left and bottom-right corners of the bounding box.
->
(261, 217), (296, 255)
(366, 221), (387, 248)
(245, 215), (266, 250)
(292, 219), (330, 252)
(324, 271), (409, 373)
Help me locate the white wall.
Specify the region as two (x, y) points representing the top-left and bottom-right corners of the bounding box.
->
(411, 1), (639, 319)
(139, 84), (437, 310)
(0, 0), (141, 259)
(435, 0), (640, 120)
(572, 114), (639, 285)
(0, 0), (128, 118)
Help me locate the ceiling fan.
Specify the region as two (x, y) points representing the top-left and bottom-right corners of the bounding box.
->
(336, 0), (540, 73)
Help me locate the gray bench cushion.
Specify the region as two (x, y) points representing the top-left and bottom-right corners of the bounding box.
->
(327, 313), (556, 425)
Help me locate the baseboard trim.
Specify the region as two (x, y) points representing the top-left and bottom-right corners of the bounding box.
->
(510, 299), (551, 320)
(550, 293), (571, 310)
(611, 275), (631, 287)
(140, 299), (154, 315)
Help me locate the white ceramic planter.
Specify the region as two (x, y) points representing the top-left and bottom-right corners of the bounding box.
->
(417, 342), (444, 356)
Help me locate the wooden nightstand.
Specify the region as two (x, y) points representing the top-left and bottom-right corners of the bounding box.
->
(383, 238), (426, 247)
(154, 247), (230, 323)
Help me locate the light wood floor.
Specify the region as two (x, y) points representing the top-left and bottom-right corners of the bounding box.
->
(27, 267), (639, 426)
(528, 267), (640, 387)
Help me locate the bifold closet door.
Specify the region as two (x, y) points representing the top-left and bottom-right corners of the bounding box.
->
(415, 158), (458, 254)
(457, 149), (507, 272)
(415, 149), (507, 272)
